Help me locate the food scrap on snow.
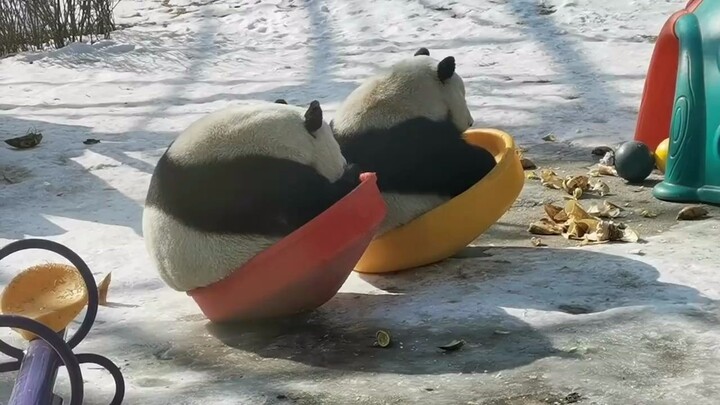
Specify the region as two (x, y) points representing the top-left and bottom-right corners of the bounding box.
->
(528, 200), (641, 245)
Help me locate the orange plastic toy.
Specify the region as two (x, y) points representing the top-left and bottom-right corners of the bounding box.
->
(0, 263), (88, 341)
(354, 128), (524, 274)
(187, 173), (387, 322)
(634, 0), (703, 151)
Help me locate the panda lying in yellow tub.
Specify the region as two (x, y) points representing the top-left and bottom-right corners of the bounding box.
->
(332, 47), (497, 235)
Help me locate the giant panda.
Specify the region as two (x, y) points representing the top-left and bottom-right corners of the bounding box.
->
(142, 100), (361, 292)
(331, 47), (497, 235)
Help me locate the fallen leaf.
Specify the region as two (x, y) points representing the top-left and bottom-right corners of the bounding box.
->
(584, 220), (622, 242)
(543, 179), (564, 190)
(540, 169), (564, 190)
(528, 219), (563, 235)
(97, 272), (112, 306)
(677, 206), (709, 221)
(587, 201), (621, 219)
(597, 164), (617, 176)
(563, 175), (590, 193)
(599, 151), (615, 166)
(621, 227), (641, 243)
(544, 203), (564, 221)
(587, 168), (601, 177)
(591, 180), (610, 196)
(602, 201), (622, 218)
(521, 157), (537, 170)
(375, 330), (392, 348)
(564, 219), (590, 239)
(591, 146), (614, 156)
(438, 339), (465, 352)
(554, 210), (569, 223)
(539, 169), (557, 180)
(564, 200), (592, 221)
(572, 187), (583, 200)
(4, 132), (42, 149)
(542, 134), (557, 142)
(564, 392), (582, 404)
(577, 218), (600, 229)
(578, 239), (610, 246)
(640, 209), (658, 218)
(586, 204), (601, 215)
(585, 221), (612, 242)
(526, 171), (540, 180)
(530, 237), (545, 247)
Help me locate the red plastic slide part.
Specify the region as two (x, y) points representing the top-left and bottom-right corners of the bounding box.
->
(634, 0), (703, 151)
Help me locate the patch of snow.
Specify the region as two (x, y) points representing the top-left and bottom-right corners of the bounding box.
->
(3, 0), (716, 403)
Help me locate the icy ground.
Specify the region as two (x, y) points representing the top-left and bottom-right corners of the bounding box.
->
(2, 0), (720, 404)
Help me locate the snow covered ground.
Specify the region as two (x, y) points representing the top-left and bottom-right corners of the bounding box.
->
(3, 0), (719, 404)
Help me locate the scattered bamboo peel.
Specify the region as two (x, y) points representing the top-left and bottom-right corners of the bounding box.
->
(528, 200), (640, 246)
(587, 201), (622, 219)
(517, 150), (537, 170)
(677, 206), (709, 221)
(375, 330), (392, 348)
(4, 131), (43, 150)
(529, 169), (609, 200)
(521, 158), (537, 170)
(97, 272), (112, 306)
(587, 164), (618, 178)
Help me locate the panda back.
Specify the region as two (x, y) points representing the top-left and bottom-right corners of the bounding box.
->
(167, 104), (315, 167)
(333, 57), (449, 138)
(145, 103), (350, 236)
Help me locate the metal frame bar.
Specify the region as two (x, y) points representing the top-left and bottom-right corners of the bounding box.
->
(0, 239), (126, 405)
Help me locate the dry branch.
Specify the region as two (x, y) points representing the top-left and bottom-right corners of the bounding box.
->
(0, 0), (116, 57)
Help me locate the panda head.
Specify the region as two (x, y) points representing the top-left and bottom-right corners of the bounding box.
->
(332, 47), (474, 136)
(167, 100), (347, 182)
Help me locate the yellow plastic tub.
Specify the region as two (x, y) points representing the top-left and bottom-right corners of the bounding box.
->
(353, 128), (525, 274)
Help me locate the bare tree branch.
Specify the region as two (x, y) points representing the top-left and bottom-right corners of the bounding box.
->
(0, 0), (116, 57)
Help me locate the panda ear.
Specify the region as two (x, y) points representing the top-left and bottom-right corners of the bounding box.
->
(437, 56), (456, 83)
(274, 99), (288, 104)
(414, 47), (430, 56)
(304, 100), (323, 134)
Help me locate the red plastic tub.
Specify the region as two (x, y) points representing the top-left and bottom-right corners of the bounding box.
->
(187, 173), (386, 323)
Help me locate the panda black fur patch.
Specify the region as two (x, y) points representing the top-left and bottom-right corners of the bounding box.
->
(414, 47), (430, 56)
(437, 56), (456, 83)
(304, 100), (323, 134)
(145, 153), (361, 236)
(337, 117), (496, 197)
(274, 99), (288, 104)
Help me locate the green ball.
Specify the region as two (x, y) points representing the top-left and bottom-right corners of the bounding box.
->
(614, 141), (655, 183)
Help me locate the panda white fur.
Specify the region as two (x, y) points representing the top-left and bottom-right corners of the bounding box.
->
(142, 100), (361, 292)
(331, 47), (498, 235)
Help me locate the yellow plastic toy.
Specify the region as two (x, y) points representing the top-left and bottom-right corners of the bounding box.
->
(655, 137), (670, 173)
(354, 128), (525, 274)
(0, 263), (88, 341)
